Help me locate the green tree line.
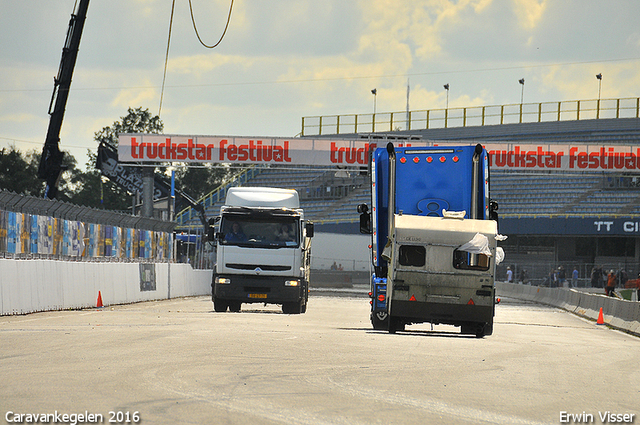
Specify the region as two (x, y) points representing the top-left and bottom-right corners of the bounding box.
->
(1, 107), (230, 212)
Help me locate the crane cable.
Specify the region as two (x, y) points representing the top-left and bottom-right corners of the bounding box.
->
(189, 0), (234, 49)
(159, 0), (234, 116)
(158, 0), (176, 117)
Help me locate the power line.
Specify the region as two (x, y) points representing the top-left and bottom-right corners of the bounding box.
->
(158, 0), (176, 117)
(188, 0), (234, 49)
(3, 56), (640, 94)
(158, 0), (234, 117)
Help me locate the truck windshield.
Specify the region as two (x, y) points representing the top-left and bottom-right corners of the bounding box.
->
(221, 215), (299, 248)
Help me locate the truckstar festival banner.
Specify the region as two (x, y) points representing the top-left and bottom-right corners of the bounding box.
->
(118, 134), (640, 173)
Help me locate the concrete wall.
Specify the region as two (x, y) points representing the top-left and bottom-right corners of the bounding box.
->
(496, 282), (640, 337)
(0, 259), (212, 315)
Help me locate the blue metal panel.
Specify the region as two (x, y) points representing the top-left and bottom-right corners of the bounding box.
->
(395, 146), (477, 216)
(371, 144), (489, 267)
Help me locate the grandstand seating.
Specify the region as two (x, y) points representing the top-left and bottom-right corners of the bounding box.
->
(175, 165), (640, 230)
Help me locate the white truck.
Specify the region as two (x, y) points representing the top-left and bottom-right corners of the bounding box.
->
(212, 187), (314, 314)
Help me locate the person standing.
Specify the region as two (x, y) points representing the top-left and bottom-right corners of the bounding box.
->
(606, 270), (617, 297)
(571, 267), (579, 287)
(506, 267), (513, 283)
(557, 266), (566, 287)
(590, 267), (599, 288)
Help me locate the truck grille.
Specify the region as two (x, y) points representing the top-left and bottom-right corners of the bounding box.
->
(226, 263), (291, 271)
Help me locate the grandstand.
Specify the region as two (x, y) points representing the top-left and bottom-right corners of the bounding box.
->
(175, 113), (640, 286)
(176, 166), (368, 231)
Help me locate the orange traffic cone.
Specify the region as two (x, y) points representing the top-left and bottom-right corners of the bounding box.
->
(596, 307), (604, 325)
(97, 291), (104, 308)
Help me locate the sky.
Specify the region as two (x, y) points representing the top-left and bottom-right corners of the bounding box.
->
(2, 0), (640, 170)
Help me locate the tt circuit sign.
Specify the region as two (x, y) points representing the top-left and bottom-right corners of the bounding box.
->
(500, 217), (640, 236)
(118, 134), (640, 172)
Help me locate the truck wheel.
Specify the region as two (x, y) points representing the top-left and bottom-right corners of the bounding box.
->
(282, 300), (303, 314)
(228, 301), (242, 312)
(462, 323), (490, 338)
(371, 311), (389, 330)
(388, 316), (405, 334)
(213, 298), (229, 312)
(477, 322), (493, 338)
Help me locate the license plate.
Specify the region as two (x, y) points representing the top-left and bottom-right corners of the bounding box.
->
(248, 293), (267, 299)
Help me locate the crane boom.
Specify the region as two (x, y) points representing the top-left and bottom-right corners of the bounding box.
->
(38, 0), (90, 199)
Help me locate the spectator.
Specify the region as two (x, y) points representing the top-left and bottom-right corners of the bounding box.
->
(618, 269), (628, 287)
(605, 270), (616, 297)
(590, 267), (600, 288)
(571, 267), (579, 287)
(518, 269), (528, 285)
(557, 266), (566, 287)
(506, 267), (513, 283)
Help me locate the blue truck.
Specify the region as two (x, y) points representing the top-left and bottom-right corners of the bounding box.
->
(358, 143), (500, 337)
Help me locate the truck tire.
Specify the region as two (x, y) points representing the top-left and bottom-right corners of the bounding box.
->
(213, 298), (229, 312)
(282, 300), (304, 314)
(461, 322), (491, 338)
(371, 311), (389, 330)
(479, 322), (493, 337)
(388, 316), (405, 334)
(228, 301), (242, 312)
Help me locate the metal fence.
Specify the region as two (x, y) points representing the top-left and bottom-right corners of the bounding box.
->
(496, 261), (638, 289)
(301, 97), (640, 136)
(0, 190), (176, 262)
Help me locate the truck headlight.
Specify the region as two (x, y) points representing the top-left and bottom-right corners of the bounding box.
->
(216, 277), (231, 285)
(284, 280), (300, 287)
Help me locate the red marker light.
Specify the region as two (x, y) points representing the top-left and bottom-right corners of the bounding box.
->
(426, 156), (433, 163)
(378, 294), (385, 302)
(409, 295), (417, 301)
(467, 298), (475, 305)
(400, 157), (407, 163)
(413, 157), (420, 163)
(439, 156), (446, 163)
(453, 156), (459, 162)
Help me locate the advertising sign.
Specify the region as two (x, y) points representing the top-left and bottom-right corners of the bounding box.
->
(118, 134), (640, 173)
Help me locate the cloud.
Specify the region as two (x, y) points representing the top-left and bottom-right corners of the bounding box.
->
(512, 0), (548, 30)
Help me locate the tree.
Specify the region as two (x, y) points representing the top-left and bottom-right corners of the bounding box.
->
(175, 164), (229, 201)
(89, 106), (164, 167)
(0, 146), (43, 195)
(68, 107), (165, 210)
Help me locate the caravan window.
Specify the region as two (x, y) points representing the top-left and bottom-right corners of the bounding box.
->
(453, 249), (490, 271)
(399, 245), (426, 267)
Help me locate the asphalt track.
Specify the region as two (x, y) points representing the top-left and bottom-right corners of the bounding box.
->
(1, 294), (638, 425)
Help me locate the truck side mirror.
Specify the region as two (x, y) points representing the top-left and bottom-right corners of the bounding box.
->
(358, 204), (371, 234)
(215, 231), (225, 242)
(207, 218), (216, 241)
(489, 200), (499, 221)
(305, 221), (314, 238)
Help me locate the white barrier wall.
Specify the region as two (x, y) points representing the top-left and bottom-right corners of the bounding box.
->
(0, 259), (212, 315)
(496, 282), (640, 337)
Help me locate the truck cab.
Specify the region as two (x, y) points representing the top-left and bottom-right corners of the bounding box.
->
(360, 143), (500, 337)
(212, 187), (313, 314)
